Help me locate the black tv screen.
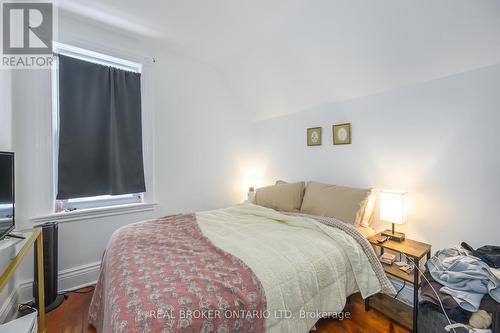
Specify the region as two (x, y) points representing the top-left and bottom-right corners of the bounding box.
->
(0, 152), (14, 240)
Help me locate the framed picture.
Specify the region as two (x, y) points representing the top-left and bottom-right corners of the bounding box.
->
(307, 127), (322, 146)
(333, 123), (351, 145)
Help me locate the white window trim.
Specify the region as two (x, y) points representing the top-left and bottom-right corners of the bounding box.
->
(30, 202), (157, 225)
(53, 42), (142, 73)
(62, 193), (144, 211)
(51, 43), (149, 215)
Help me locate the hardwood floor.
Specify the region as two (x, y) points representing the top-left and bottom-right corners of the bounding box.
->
(46, 286), (96, 333)
(45, 288), (410, 333)
(314, 294), (411, 333)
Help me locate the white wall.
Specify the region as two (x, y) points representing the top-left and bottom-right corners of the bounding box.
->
(151, 54), (252, 215)
(251, 64), (500, 251)
(0, 13), (159, 318)
(3, 1), (497, 321)
(1, 11), (250, 319)
(0, 70), (12, 151)
(0, 68), (15, 322)
(215, 0), (500, 120)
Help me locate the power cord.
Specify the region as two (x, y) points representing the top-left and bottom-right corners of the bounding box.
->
(18, 302), (37, 314)
(17, 286), (93, 315)
(67, 286), (95, 294)
(394, 281), (406, 299)
(58, 285), (95, 296)
(407, 257), (458, 333)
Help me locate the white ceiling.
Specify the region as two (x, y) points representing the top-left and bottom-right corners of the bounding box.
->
(58, 0), (500, 119)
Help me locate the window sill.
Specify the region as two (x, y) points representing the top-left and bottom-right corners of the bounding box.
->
(30, 202), (157, 225)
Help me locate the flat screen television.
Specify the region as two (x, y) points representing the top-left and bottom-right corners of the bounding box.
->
(0, 152), (14, 240)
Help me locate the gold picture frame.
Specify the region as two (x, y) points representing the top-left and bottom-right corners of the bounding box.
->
(307, 127), (322, 146)
(333, 123), (351, 145)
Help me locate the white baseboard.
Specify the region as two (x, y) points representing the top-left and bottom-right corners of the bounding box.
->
(0, 260), (101, 323)
(58, 261), (101, 293)
(0, 287), (19, 323)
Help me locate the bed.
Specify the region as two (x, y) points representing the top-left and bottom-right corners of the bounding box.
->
(88, 202), (395, 333)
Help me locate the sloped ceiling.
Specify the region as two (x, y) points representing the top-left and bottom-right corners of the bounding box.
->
(59, 0), (500, 119)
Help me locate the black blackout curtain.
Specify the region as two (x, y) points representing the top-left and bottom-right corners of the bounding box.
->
(57, 55), (146, 200)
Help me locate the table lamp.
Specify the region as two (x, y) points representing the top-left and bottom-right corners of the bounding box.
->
(380, 190), (407, 242)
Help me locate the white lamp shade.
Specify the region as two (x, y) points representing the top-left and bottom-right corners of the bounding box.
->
(380, 191), (407, 225)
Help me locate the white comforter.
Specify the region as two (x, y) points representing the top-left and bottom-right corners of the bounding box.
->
(197, 203), (384, 333)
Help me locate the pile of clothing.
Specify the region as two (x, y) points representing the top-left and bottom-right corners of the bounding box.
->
(421, 243), (500, 333)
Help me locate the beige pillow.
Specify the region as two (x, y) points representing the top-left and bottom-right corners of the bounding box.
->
(255, 181), (305, 212)
(360, 190), (376, 227)
(300, 181), (372, 225)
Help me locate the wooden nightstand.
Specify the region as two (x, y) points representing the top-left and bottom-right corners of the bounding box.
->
(366, 233), (431, 333)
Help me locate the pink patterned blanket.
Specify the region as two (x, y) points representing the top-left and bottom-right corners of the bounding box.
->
(88, 214), (267, 333)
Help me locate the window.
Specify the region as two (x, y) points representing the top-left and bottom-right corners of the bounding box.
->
(57, 194), (143, 212)
(52, 43), (146, 212)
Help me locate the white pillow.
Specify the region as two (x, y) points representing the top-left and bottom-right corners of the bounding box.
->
(360, 190), (376, 227)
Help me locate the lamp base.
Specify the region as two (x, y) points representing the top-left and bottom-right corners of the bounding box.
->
(381, 229), (405, 242)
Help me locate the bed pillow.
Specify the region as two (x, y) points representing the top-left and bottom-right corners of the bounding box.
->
(360, 190), (376, 227)
(255, 181), (305, 212)
(300, 181), (372, 225)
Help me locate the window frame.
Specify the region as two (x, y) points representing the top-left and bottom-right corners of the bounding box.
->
(52, 42), (145, 213)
